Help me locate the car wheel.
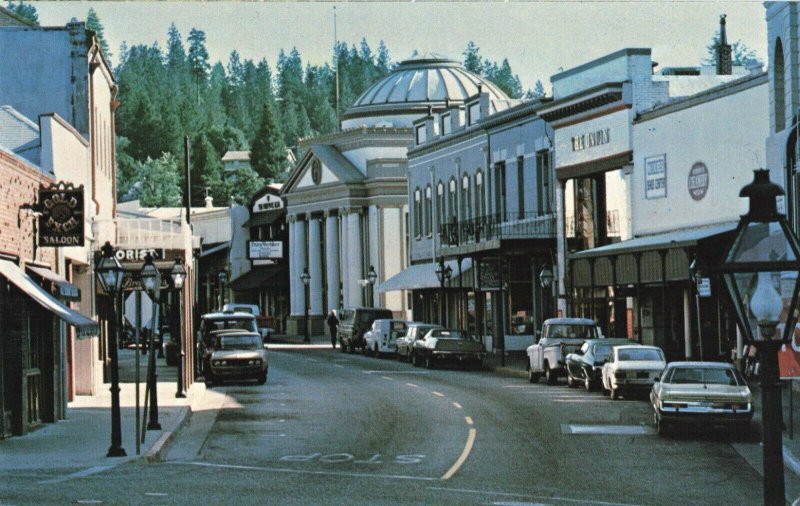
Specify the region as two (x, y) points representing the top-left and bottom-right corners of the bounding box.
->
(584, 376), (593, 392)
(655, 412), (669, 436)
(374, 344), (380, 358)
(528, 367), (540, 383)
(567, 374), (577, 388)
(544, 363), (557, 385)
(258, 371), (267, 385)
(425, 354), (434, 369)
(610, 387), (620, 400)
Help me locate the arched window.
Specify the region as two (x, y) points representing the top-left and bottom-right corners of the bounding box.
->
(475, 170), (484, 219)
(413, 188), (422, 238)
(461, 173), (471, 221)
(425, 185), (433, 236)
(448, 178), (457, 222)
(774, 38), (786, 132)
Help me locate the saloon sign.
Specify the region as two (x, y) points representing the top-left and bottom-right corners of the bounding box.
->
(38, 182), (84, 247)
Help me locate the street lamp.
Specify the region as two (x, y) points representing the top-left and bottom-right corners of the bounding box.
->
(301, 268), (310, 343)
(717, 169), (800, 506)
(140, 253), (162, 431)
(217, 270), (228, 311)
(170, 257), (187, 399)
(94, 242), (126, 457)
(367, 265), (378, 308)
(539, 266), (554, 320)
(435, 257), (452, 326)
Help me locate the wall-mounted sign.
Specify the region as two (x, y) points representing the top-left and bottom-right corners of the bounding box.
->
(571, 128), (610, 152)
(644, 154), (667, 199)
(696, 277), (711, 297)
(248, 240), (283, 260)
(38, 182), (84, 247)
(477, 259), (503, 291)
(688, 162), (709, 201)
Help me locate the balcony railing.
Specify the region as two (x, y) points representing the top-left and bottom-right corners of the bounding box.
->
(116, 218), (186, 249)
(439, 212), (556, 248)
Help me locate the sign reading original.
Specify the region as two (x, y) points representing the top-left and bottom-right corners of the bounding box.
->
(38, 182), (84, 247)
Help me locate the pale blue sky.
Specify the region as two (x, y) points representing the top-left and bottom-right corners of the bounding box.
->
(34, 1), (768, 92)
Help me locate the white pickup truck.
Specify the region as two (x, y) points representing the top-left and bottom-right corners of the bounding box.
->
(526, 318), (602, 385)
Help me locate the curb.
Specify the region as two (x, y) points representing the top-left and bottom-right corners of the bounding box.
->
(144, 399), (193, 462)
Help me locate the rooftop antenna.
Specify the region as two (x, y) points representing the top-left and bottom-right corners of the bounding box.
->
(333, 5), (340, 130)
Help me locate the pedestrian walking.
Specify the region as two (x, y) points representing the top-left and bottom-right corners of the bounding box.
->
(326, 310), (339, 349)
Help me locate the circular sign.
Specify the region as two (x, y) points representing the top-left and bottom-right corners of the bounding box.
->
(311, 159), (322, 185)
(688, 162), (709, 201)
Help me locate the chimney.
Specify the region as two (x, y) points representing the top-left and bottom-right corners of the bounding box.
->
(716, 14), (732, 75)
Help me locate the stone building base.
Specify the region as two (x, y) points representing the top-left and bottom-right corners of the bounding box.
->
(286, 315), (326, 338)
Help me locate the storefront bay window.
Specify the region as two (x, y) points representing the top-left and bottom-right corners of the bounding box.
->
(424, 185), (432, 236)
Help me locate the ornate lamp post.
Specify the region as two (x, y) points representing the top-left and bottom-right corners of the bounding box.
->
(301, 268), (310, 343)
(170, 257), (187, 399)
(718, 170), (800, 506)
(217, 270), (228, 311)
(367, 265), (378, 308)
(435, 257), (453, 326)
(539, 265), (555, 321)
(140, 253), (162, 431)
(95, 242), (126, 457)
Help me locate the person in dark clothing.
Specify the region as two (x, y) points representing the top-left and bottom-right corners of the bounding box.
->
(326, 310), (339, 349)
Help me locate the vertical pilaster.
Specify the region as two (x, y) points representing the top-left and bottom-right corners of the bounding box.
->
(325, 211), (341, 312)
(288, 216), (299, 315)
(296, 217), (307, 316)
(347, 210), (363, 307)
(368, 206), (380, 308)
(308, 216), (323, 316)
(555, 179), (567, 317)
(341, 209), (350, 307)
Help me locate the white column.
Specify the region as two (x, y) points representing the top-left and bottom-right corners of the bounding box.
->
(295, 217), (307, 316)
(308, 216), (323, 316)
(368, 205), (380, 308)
(556, 179), (567, 317)
(347, 210), (363, 307)
(341, 210), (350, 307)
(326, 212), (340, 312)
(683, 289), (692, 360)
(288, 217), (299, 315)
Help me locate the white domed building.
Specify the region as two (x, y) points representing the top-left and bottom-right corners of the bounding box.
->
(281, 57), (517, 336)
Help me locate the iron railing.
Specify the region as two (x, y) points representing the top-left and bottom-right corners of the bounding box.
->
(439, 212), (556, 247)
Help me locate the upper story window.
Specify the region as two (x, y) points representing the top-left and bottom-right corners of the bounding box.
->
(415, 124), (427, 145)
(494, 161), (506, 218)
(448, 178), (457, 222)
(461, 173), (472, 221)
(437, 181), (445, 234)
(536, 150), (552, 216)
(517, 155), (525, 219)
(440, 114), (451, 136)
(475, 170), (485, 219)
(467, 102), (480, 126)
(413, 188), (422, 238)
(424, 185), (433, 236)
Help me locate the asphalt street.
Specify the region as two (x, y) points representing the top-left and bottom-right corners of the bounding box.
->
(2, 346), (765, 505)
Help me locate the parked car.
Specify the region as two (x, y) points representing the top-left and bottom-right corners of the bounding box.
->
(337, 307), (393, 353)
(397, 323), (442, 362)
(650, 361), (753, 435)
(602, 345), (666, 400)
(411, 328), (485, 369)
(564, 338), (636, 390)
(197, 311), (259, 374)
(222, 303), (273, 341)
(526, 318), (603, 384)
(205, 331), (268, 387)
(363, 319), (408, 357)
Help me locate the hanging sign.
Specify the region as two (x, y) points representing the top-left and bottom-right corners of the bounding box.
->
(38, 182), (84, 247)
(248, 241), (283, 260)
(478, 259), (503, 291)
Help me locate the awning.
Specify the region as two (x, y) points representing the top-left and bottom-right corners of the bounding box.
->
(569, 222), (737, 260)
(229, 265), (289, 291)
(200, 241), (230, 258)
(0, 260), (98, 338)
(376, 259), (472, 293)
(27, 265), (81, 301)
(242, 210), (284, 228)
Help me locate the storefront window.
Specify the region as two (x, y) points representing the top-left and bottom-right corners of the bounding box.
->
(507, 257), (533, 334)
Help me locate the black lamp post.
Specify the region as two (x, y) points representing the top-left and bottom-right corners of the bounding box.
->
(435, 257), (452, 326)
(301, 268), (310, 343)
(718, 170), (800, 506)
(170, 257), (187, 399)
(539, 266), (554, 320)
(140, 253), (162, 431)
(95, 242), (126, 457)
(367, 265), (378, 308)
(218, 270), (228, 311)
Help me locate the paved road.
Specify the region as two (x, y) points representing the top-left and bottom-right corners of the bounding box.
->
(2, 346), (764, 505)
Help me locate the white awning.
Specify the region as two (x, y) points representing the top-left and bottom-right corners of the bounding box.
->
(376, 259), (472, 293)
(0, 260), (98, 338)
(27, 265), (81, 300)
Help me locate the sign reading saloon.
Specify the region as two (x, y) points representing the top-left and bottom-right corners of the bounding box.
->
(38, 182), (84, 247)
(644, 154), (667, 199)
(688, 162), (709, 201)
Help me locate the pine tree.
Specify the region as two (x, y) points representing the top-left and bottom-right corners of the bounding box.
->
(187, 28), (210, 81)
(86, 8), (111, 62)
(526, 80), (546, 100)
(6, 1), (37, 25)
(250, 102), (288, 182)
(137, 153), (183, 207)
(463, 41), (482, 74)
(376, 40), (391, 74)
(191, 133), (225, 206)
(166, 23), (187, 71)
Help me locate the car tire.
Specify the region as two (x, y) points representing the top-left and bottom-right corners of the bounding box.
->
(567, 374), (577, 388)
(528, 367), (540, 383)
(258, 371), (267, 385)
(425, 354), (434, 369)
(584, 376), (593, 392)
(544, 363), (557, 385)
(655, 412), (669, 436)
(374, 344), (379, 358)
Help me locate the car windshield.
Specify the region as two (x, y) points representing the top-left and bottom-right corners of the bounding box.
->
(432, 330), (465, 339)
(594, 344), (613, 360)
(668, 367), (741, 385)
(548, 324), (596, 339)
(218, 334), (262, 350)
(208, 319), (257, 333)
(618, 348), (663, 361)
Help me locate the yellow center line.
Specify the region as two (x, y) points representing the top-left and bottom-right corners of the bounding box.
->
(432, 391), (445, 397)
(452, 402), (462, 410)
(406, 383), (419, 388)
(465, 416), (473, 425)
(441, 428), (476, 480)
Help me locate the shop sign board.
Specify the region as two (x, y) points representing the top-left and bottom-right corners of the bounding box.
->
(478, 259), (503, 291)
(38, 182), (84, 247)
(688, 162), (709, 201)
(248, 240), (283, 260)
(644, 154), (667, 199)
(696, 277), (711, 297)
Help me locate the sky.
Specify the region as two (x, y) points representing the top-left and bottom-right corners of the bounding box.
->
(33, 1), (769, 93)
